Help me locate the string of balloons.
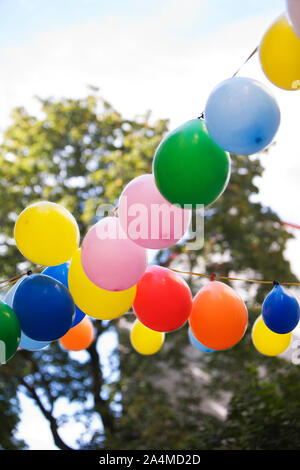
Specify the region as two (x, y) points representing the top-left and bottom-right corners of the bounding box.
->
(1, 2), (300, 363)
(2, 260), (300, 294)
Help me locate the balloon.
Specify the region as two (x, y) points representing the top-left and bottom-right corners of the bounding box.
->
(4, 280), (48, 352)
(119, 174), (191, 249)
(205, 77), (281, 155)
(252, 315), (292, 357)
(43, 263), (69, 285)
(286, 0), (300, 39)
(133, 265), (192, 332)
(14, 201), (80, 266)
(0, 301), (21, 362)
(81, 217), (147, 291)
(153, 119), (231, 208)
(188, 327), (214, 353)
(4, 277), (26, 307)
(6, 280), (50, 351)
(43, 263), (85, 327)
(189, 280), (248, 350)
(13, 274), (75, 341)
(130, 320), (165, 355)
(259, 14), (300, 90)
(19, 332), (50, 352)
(59, 316), (94, 351)
(68, 249), (136, 320)
(262, 283), (300, 334)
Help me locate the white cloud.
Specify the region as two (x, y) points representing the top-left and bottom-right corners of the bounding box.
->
(0, 10), (278, 127)
(159, 0), (207, 28)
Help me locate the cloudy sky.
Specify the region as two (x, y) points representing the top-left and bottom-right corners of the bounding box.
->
(1, 0), (299, 449)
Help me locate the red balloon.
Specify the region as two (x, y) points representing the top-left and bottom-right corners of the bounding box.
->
(189, 280), (248, 350)
(133, 265), (192, 332)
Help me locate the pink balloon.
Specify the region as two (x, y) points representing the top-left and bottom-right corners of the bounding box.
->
(118, 174), (191, 249)
(81, 217), (147, 291)
(287, 0), (300, 38)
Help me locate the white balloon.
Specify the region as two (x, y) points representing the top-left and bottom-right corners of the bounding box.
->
(286, 0), (300, 39)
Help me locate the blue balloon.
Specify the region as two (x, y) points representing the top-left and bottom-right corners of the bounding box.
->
(43, 263), (69, 286)
(19, 332), (50, 352)
(5, 277), (25, 307)
(262, 283), (300, 334)
(205, 77), (281, 155)
(6, 278), (51, 351)
(188, 327), (214, 353)
(43, 263), (85, 328)
(13, 274), (75, 341)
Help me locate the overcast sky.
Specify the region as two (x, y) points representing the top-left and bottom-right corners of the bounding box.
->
(1, 0), (299, 449)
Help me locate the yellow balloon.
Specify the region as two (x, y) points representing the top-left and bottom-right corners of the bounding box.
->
(68, 248), (136, 320)
(14, 201), (79, 266)
(251, 315), (292, 357)
(259, 14), (300, 90)
(130, 320), (165, 355)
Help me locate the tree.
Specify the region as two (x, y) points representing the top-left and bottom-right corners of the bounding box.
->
(0, 91), (299, 450)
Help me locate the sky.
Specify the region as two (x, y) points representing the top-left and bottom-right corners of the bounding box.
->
(1, 0), (300, 449)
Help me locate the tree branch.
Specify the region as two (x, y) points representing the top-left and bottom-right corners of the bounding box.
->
(19, 377), (74, 451)
(19, 350), (55, 413)
(86, 332), (115, 435)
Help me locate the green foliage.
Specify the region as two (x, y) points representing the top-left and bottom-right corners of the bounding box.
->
(204, 154), (296, 302)
(110, 310), (300, 451)
(0, 92), (298, 450)
(0, 377), (26, 450)
(0, 92), (167, 276)
(157, 152), (296, 302)
(219, 364), (300, 450)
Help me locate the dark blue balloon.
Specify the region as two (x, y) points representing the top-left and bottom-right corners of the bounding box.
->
(13, 274), (75, 341)
(72, 307), (85, 328)
(5, 281), (51, 351)
(262, 283), (300, 334)
(188, 327), (214, 353)
(43, 263), (85, 328)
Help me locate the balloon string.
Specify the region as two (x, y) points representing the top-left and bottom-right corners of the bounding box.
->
(169, 268), (300, 286)
(1, 265), (300, 293)
(198, 45), (259, 120)
(283, 221), (300, 230)
(232, 45), (259, 78)
(0, 266), (45, 290)
(1, 217), (296, 291)
(110, 207), (118, 217)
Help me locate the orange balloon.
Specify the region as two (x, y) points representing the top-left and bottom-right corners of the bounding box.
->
(59, 317), (94, 351)
(189, 280), (248, 350)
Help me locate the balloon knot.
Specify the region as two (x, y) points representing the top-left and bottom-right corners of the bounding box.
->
(110, 207), (118, 217)
(210, 273), (216, 282)
(273, 280), (279, 286)
(27, 270), (33, 276)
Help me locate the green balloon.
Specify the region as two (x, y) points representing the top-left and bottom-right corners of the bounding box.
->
(153, 119), (231, 208)
(0, 301), (21, 363)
